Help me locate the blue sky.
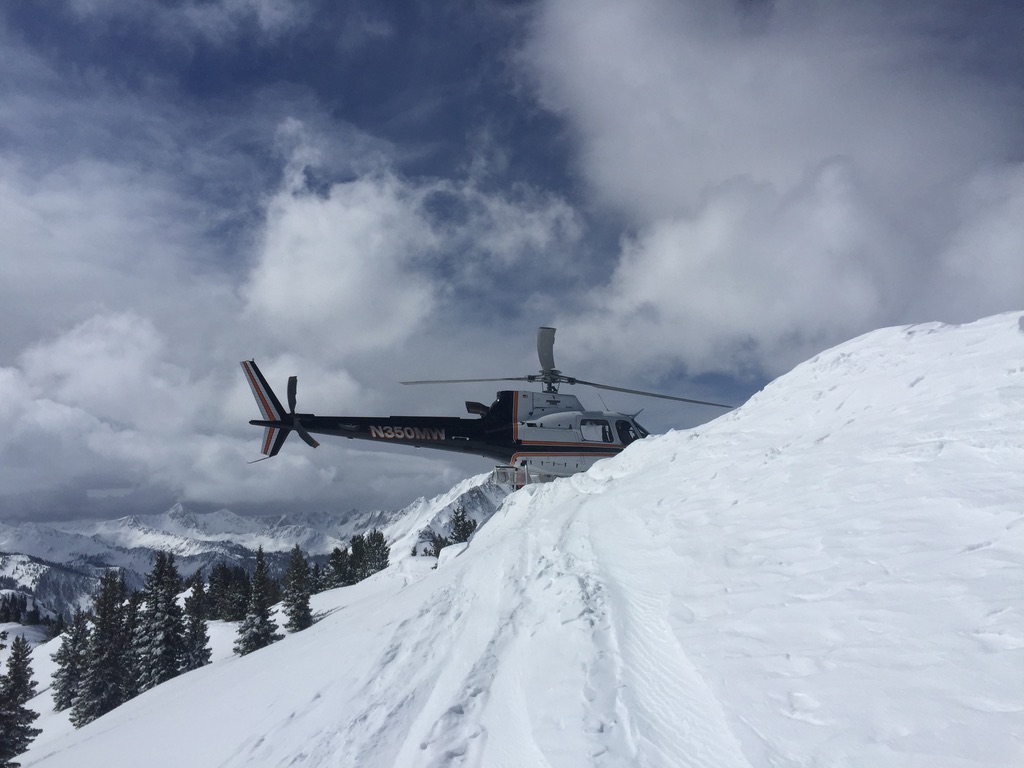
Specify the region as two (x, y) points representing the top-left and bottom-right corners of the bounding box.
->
(2, 0), (1023, 520)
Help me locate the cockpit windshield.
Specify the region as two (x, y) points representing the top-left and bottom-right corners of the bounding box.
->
(615, 419), (648, 445)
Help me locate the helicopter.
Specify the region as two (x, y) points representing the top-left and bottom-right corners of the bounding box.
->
(241, 327), (733, 485)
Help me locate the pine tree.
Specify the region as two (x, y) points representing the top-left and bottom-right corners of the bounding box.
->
(208, 562), (254, 621)
(328, 545), (351, 587)
(120, 591), (144, 702)
(364, 530), (390, 575)
(233, 547), (282, 656)
(2, 635), (36, 705)
(427, 531), (452, 557)
(134, 552), (186, 694)
(309, 562), (324, 594)
(183, 568), (206, 594)
(227, 566), (251, 621)
(46, 612), (66, 641)
(348, 535), (367, 583)
(50, 608), (90, 712)
(0, 634), (41, 767)
(207, 562), (232, 620)
(282, 545), (313, 632)
(265, 571), (283, 606)
(70, 570), (131, 727)
(450, 505), (478, 543)
(182, 579), (211, 672)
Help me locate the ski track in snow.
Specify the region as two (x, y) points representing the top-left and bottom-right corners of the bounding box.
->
(17, 311), (1024, 768)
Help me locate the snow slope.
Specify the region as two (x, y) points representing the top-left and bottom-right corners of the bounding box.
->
(20, 313), (1024, 767)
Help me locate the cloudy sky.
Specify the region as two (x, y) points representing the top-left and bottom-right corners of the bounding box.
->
(2, 0), (1022, 521)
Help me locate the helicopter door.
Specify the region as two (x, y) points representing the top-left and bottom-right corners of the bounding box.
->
(579, 418), (613, 443)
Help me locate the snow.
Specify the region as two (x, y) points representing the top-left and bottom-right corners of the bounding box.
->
(0, 555), (49, 589)
(1, 623), (50, 664)
(17, 312), (1024, 767)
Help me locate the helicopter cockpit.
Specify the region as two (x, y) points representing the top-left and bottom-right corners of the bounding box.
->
(579, 416), (649, 445)
(615, 418), (648, 445)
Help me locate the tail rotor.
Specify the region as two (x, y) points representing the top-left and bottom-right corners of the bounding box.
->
(241, 360), (319, 457)
(287, 376), (320, 448)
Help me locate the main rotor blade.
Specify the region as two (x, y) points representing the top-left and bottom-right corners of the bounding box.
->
(572, 378), (734, 408)
(401, 377), (530, 385)
(287, 376), (298, 414)
(537, 326), (556, 374)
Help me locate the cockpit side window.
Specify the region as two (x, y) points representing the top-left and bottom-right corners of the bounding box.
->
(616, 420), (639, 445)
(580, 418), (612, 442)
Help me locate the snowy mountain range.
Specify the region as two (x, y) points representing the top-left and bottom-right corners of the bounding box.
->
(0, 476), (509, 618)
(14, 312), (1024, 767)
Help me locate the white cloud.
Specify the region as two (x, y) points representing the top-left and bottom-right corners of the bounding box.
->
(566, 160), (905, 376)
(0, 158), (238, 363)
(469, 187), (582, 268)
(1, 314), (207, 496)
(930, 164), (1024, 321)
(524, 0), (1024, 377)
(0, 311), (349, 513)
(242, 172), (440, 360)
(525, 1), (1010, 221)
(243, 131), (582, 362)
(19, 313), (198, 432)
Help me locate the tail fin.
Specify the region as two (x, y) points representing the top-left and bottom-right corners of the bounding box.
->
(240, 360), (290, 457)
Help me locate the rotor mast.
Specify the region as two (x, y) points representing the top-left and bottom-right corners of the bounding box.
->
(535, 326), (561, 393)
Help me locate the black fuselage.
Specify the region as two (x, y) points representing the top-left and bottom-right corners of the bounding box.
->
(249, 389), (629, 465)
(252, 390), (518, 463)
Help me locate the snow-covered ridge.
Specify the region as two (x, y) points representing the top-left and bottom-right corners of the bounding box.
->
(2, 479), (506, 569)
(20, 312), (1024, 767)
(0, 554), (48, 590)
(0, 476), (508, 620)
(45, 504), (350, 556)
